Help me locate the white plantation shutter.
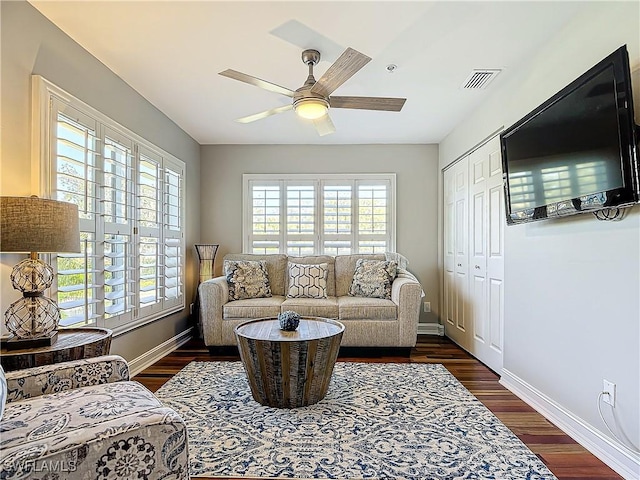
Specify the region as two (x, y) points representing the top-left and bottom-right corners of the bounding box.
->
(357, 182), (390, 253)
(286, 184), (316, 255)
(244, 175), (395, 255)
(249, 182), (281, 254)
(137, 148), (162, 316)
(323, 184), (352, 255)
(102, 130), (135, 327)
(163, 159), (184, 307)
(36, 76), (185, 334)
(52, 103), (100, 327)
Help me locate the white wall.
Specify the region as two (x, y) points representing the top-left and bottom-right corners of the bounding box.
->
(0, 1), (201, 361)
(439, 2), (639, 476)
(200, 144), (439, 324)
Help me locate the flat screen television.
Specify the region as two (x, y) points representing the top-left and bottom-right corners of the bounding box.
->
(500, 45), (640, 225)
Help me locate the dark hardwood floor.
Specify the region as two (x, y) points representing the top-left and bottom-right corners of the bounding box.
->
(133, 335), (622, 480)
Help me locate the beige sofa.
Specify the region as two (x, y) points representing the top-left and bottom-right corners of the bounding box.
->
(199, 253), (422, 348)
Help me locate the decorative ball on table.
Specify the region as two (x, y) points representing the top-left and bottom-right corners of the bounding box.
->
(278, 311), (301, 331)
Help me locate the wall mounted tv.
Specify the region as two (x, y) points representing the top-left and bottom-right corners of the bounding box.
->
(500, 45), (640, 225)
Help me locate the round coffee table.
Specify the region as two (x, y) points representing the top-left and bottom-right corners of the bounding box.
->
(235, 316), (344, 408)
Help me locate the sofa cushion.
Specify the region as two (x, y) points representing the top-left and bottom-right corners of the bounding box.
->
(225, 259), (272, 300)
(288, 255), (336, 296)
(338, 296), (397, 320)
(223, 296), (285, 319)
(281, 297), (339, 319)
(349, 259), (397, 299)
(287, 262), (328, 299)
(335, 254), (385, 297)
(224, 254), (288, 296)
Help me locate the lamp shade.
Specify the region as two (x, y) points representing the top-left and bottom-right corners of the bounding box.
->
(0, 196), (80, 253)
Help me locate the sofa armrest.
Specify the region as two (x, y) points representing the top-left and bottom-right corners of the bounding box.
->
(5, 354), (129, 403)
(199, 276), (229, 346)
(391, 276), (423, 347)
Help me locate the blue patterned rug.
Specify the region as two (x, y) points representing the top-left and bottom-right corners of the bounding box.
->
(155, 362), (556, 479)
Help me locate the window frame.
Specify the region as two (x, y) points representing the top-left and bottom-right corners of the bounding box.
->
(242, 173), (396, 255)
(31, 75), (186, 336)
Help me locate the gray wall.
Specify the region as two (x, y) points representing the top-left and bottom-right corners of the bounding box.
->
(439, 0), (639, 466)
(200, 144), (439, 324)
(0, 1), (201, 360)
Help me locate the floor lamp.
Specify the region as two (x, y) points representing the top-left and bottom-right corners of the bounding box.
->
(1, 196), (80, 348)
(193, 244), (219, 336)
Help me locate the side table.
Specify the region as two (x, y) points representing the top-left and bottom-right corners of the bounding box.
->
(0, 327), (113, 372)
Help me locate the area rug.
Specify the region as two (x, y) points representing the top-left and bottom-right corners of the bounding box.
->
(155, 362), (557, 479)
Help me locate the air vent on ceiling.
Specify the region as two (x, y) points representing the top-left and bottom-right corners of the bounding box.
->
(461, 69), (502, 89)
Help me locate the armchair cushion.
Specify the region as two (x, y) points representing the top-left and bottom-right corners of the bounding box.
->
(1, 381), (188, 479)
(4, 355), (129, 403)
(0, 356), (189, 479)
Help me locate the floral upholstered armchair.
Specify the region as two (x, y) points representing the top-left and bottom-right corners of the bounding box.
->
(0, 355), (189, 480)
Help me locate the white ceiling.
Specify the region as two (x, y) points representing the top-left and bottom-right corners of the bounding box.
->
(29, 1), (587, 145)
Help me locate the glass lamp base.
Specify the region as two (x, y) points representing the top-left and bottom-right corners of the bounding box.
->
(4, 295), (60, 339)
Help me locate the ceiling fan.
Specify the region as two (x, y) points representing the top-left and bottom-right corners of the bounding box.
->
(219, 47), (406, 136)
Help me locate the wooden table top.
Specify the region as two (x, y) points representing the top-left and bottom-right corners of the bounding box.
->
(0, 327), (112, 356)
(235, 317), (344, 342)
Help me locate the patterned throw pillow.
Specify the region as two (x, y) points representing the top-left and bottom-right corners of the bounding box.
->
(349, 259), (397, 299)
(224, 260), (272, 301)
(287, 262), (328, 299)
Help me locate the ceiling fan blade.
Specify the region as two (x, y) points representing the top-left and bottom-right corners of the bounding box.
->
(313, 114), (336, 136)
(219, 69), (296, 98)
(330, 96), (406, 112)
(310, 47), (371, 97)
(236, 104), (293, 123)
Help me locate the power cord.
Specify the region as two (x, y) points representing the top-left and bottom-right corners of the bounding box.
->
(597, 392), (640, 454)
(593, 207), (628, 221)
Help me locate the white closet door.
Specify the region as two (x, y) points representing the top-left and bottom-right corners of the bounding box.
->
(485, 138), (505, 372)
(469, 136), (504, 373)
(444, 156), (470, 351)
(442, 135), (504, 373)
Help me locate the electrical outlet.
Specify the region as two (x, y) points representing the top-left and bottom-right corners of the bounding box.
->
(424, 301), (431, 313)
(603, 379), (616, 406)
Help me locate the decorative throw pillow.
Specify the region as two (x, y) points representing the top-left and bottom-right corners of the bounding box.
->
(349, 259), (397, 299)
(224, 260), (272, 301)
(287, 262), (328, 299)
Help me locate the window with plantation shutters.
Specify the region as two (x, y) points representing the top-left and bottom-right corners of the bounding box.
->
(34, 76), (185, 334)
(244, 174), (395, 255)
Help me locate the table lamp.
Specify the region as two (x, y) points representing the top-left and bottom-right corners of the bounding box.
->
(1, 196), (80, 348)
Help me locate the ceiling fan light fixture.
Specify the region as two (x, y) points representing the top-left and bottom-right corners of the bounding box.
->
(294, 98), (329, 120)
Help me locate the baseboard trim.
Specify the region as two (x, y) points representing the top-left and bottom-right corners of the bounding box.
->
(417, 323), (444, 336)
(500, 369), (640, 479)
(129, 328), (193, 377)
